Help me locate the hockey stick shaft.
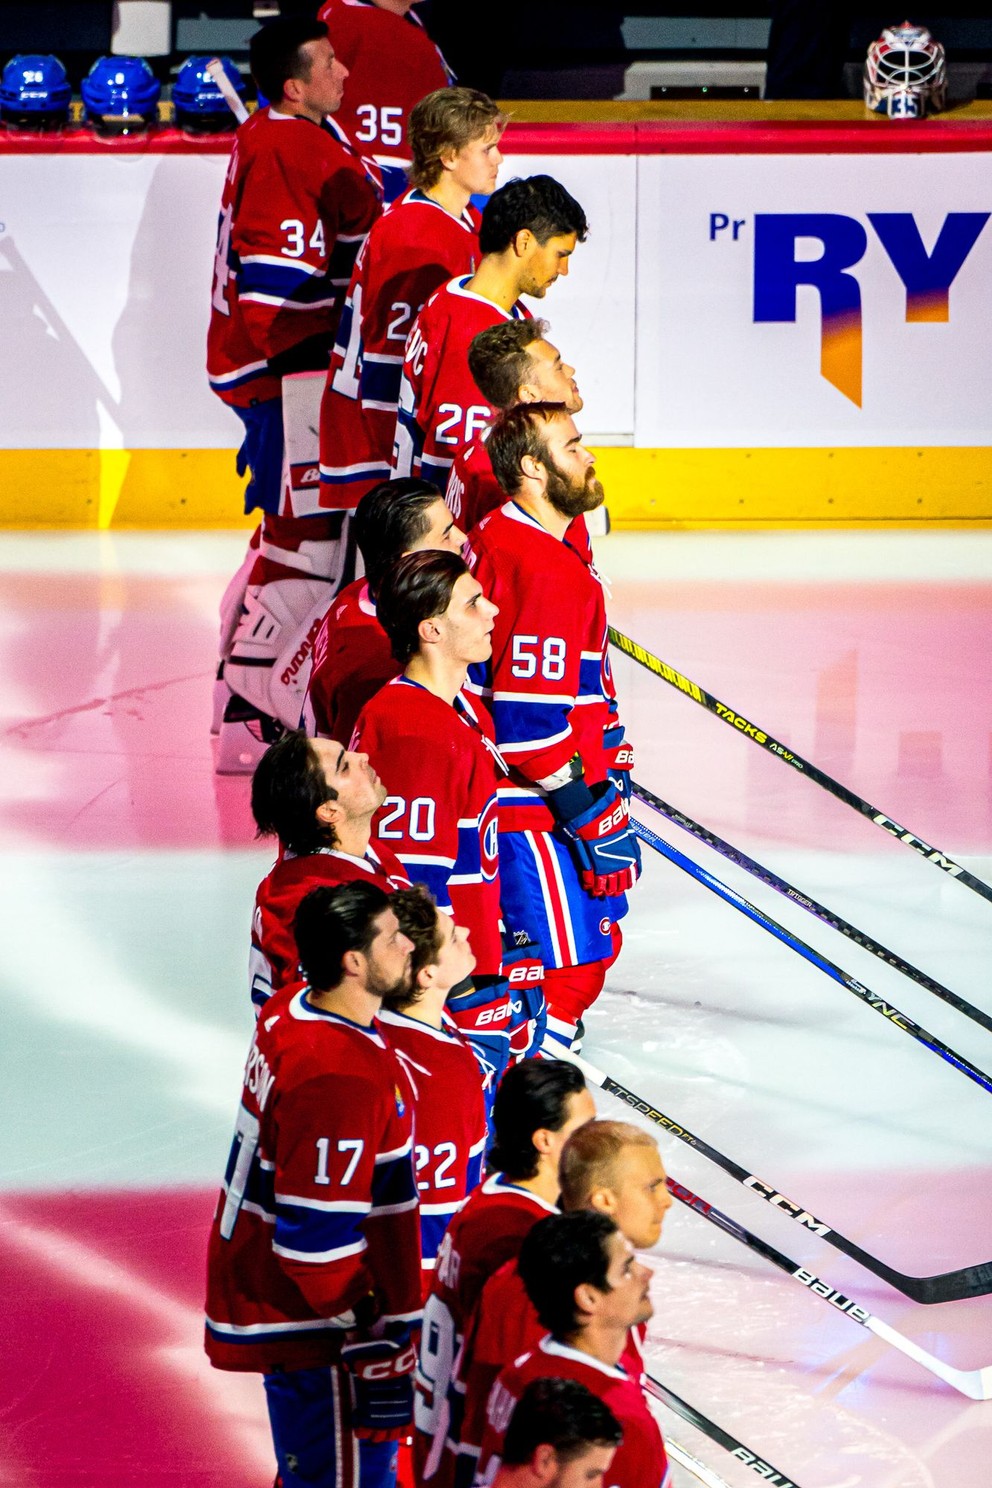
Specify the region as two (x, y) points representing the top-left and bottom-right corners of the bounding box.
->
(664, 1437), (734, 1488)
(645, 1375), (802, 1485)
(609, 625), (992, 907)
(547, 1045), (992, 1304)
(206, 58), (249, 124)
(665, 1175), (992, 1400)
(632, 780), (992, 1035)
(631, 812), (992, 1097)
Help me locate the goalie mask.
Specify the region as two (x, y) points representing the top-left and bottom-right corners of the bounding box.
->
(864, 21), (946, 119)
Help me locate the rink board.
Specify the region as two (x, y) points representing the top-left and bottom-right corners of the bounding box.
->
(0, 121), (990, 526)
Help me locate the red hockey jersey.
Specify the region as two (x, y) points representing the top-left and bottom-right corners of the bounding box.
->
(250, 841), (410, 1009)
(391, 277), (528, 488)
(207, 108), (380, 408)
(414, 1175), (558, 1484)
(465, 503), (619, 834)
(380, 1008), (487, 1292)
(204, 991), (421, 1374)
(477, 1336), (670, 1488)
(351, 676), (505, 976)
(301, 578), (399, 745)
(457, 1264), (647, 1478)
(320, 190), (481, 509)
(317, 0), (451, 172)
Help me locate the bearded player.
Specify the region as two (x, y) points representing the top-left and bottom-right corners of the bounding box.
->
(465, 403), (640, 1052)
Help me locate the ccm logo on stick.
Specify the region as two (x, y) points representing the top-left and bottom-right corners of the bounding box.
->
(744, 1177), (829, 1235)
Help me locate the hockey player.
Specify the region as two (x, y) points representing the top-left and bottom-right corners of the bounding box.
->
(476, 1212), (669, 1488)
(249, 728), (411, 1007)
(317, 0), (453, 197)
(455, 1123), (671, 1479)
(390, 175), (588, 490)
(319, 88), (505, 513)
(303, 477), (465, 746)
(352, 549), (539, 1098)
(204, 880), (422, 1488)
(208, 17), (382, 771)
(486, 1379), (622, 1488)
(445, 317), (582, 535)
(465, 403), (640, 1052)
(414, 1059), (594, 1484)
(381, 884), (487, 1293)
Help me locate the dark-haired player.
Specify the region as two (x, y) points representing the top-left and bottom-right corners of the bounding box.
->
(208, 17), (382, 770)
(414, 1059), (594, 1484)
(381, 885), (487, 1293)
(466, 403), (640, 1052)
(476, 1212), (669, 1488)
(204, 881), (422, 1488)
(319, 88), (504, 513)
(249, 729), (410, 1007)
(351, 550), (517, 1093)
(488, 1379), (622, 1488)
(301, 477), (464, 746)
(390, 175), (587, 489)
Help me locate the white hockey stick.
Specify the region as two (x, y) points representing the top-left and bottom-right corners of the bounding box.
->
(206, 58), (249, 124)
(666, 1436), (735, 1488)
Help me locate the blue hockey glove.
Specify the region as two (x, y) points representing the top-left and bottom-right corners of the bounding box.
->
(603, 722), (634, 802)
(501, 930), (547, 1058)
(446, 973), (513, 1106)
(550, 779), (641, 899)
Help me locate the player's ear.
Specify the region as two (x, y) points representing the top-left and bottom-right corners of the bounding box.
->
(588, 1184), (618, 1220)
(418, 614), (442, 647)
(341, 946), (364, 979)
(519, 451), (544, 483)
(512, 227), (534, 259)
(437, 145), (457, 174)
(530, 1442), (558, 1482)
(315, 797), (344, 829)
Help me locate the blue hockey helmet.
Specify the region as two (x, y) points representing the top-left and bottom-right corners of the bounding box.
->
(173, 54), (246, 132)
(81, 55), (161, 133)
(0, 54), (72, 129)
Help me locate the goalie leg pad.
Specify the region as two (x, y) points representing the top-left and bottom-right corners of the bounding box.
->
(225, 576), (336, 729)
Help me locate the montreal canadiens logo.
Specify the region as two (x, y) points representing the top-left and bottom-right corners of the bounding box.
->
(599, 917), (611, 936)
(480, 795), (499, 882)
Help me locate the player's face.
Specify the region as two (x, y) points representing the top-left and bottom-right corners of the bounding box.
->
(297, 36), (348, 118)
(363, 908), (415, 998)
(605, 1144), (673, 1252)
(410, 498), (465, 557)
(438, 572), (498, 665)
(540, 417), (604, 518)
(599, 1232), (654, 1329)
(311, 736), (386, 818)
(519, 231), (578, 299)
(447, 127), (504, 198)
(547, 1443), (617, 1487)
(521, 338), (582, 413)
(435, 911), (476, 991)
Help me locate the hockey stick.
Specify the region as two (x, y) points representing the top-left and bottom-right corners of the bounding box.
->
(664, 1436), (734, 1488)
(630, 812), (992, 1097)
(645, 1375), (801, 1485)
(205, 58), (250, 124)
(608, 625), (992, 908)
(631, 780), (992, 1036)
(662, 1174), (992, 1401)
(547, 1045), (992, 1304)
